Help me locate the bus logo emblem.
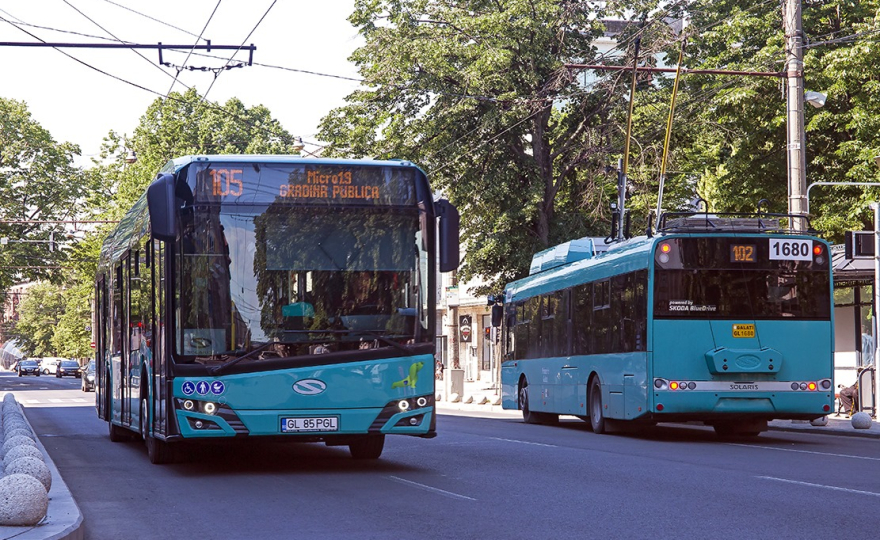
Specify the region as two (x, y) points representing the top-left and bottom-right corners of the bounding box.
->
(293, 379), (327, 395)
(732, 324), (755, 338)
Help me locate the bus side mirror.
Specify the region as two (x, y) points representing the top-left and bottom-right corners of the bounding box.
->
(147, 173), (178, 241)
(435, 199), (460, 272)
(491, 304), (503, 327)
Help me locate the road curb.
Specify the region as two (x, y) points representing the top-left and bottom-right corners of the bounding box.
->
(767, 424), (880, 439)
(0, 402), (84, 540)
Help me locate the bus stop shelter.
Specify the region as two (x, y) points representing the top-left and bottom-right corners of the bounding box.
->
(831, 244), (877, 416)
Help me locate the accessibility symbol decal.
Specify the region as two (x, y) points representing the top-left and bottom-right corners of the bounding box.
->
(196, 381), (210, 395)
(182, 381), (196, 396)
(211, 381), (226, 395)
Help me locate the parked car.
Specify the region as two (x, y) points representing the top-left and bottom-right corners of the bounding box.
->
(81, 360), (96, 392)
(56, 359), (82, 378)
(17, 359), (41, 377)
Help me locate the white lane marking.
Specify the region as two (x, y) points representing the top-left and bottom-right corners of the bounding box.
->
(759, 476), (880, 498)
(728, 443), (880, 462)
(489, 437), (557, 448)
(388, 476), (477, 501)
(71, 399), (88, 403)
(48, 399), (64, 403)
(24, 399), (40, 404)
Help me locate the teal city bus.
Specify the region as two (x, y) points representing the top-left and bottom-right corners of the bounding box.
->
(95, 155), (458, 463)
(499, 212), (833, 437)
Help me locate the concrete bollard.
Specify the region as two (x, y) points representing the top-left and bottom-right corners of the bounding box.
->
(851, 411), (873, 429)
(449, 393), (461, 403)
(810, 416), (828, 427)
(0, 474), (49, 526)
(5, 456), (52, 492)
(2, 444), (44, 470)
(1, 435), (37, 458)
(4, 428), (35, 442)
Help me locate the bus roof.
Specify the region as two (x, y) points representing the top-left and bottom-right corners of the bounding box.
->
(504, 230), (831, 302)
(161, 155), (427, 176)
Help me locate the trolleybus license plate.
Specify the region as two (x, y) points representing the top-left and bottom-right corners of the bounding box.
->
(281, 417), (338, 433)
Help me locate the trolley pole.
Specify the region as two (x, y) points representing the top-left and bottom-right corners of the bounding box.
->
(784, 0), (808, 230)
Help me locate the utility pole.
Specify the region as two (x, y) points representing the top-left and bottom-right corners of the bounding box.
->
(784, 0), (808, 230)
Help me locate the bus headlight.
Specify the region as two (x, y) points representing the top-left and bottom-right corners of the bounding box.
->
(183, 400), (195, 411)
(398, 400), (410, 411)
(203, 402), (217, 415)
(416, 396), (428, 407)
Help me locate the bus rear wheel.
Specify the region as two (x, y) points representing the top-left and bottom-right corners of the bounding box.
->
(349, 434), (385, 459)
(141, 398), (173, 464)
(589, 378), (606, 434)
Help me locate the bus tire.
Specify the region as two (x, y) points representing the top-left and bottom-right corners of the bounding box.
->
(349, 435), (385, 459)
(519, 378), (539, 424)
(141, 398), (173, 464)
(589, 377), (606, 434)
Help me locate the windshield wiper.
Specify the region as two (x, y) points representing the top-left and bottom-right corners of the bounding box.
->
(210, 342), (275, 375)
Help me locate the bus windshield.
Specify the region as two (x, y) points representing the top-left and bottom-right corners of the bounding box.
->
(175, 204), (428, 363)
(653, 237), (831, 320)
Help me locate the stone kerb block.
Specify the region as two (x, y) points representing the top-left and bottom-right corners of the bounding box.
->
(2, 444), (43, 470)
(5, 456), (51, 492)
(0, 473), (49, 526)
(851, 411), (873, 429)
(3, 416), (29, 431)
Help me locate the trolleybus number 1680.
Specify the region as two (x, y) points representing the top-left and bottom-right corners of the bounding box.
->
(769, 238), (812, 261)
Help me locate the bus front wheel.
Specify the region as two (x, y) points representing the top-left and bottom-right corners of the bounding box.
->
(589, 378), (606, 434)
(349, 435), (385, 459)
(141, 398), (173, 464)
(518, 378), (557, 425)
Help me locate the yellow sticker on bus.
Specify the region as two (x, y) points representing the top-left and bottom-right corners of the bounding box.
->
(732, 324), (755, 338)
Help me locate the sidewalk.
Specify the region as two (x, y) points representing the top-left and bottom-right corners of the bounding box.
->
(434, 377), (880, 439)
(0, 393), (83, 540)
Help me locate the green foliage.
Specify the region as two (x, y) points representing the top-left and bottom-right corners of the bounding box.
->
(0, 97), (93, 290)
(320, 0), (665, 292)
(10, 283), (64, 357)
(652, 0), (880, 242)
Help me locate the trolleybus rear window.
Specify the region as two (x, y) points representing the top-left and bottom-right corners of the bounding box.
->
(653, 237), (831, 320)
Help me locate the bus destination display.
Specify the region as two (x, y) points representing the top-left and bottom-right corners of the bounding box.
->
(194, 163), (417, 206)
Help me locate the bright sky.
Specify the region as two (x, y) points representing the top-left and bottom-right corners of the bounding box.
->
(0, 0), (361, 165)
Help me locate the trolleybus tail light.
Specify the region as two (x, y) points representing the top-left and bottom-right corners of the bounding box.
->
(653, 378), (668, 390)
(656, 404), (664, 411)
(807, 382), (817, 391)
(820, 379), (832, 390)
(658, 243), (673, 264)
(670, 381), (679, 390)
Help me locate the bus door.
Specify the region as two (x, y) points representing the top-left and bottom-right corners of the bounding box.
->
(151, 239), (168, 436)
(111, 262), (125, 423)
(122, 254), (133, 425)
(95, 276), (108, 420)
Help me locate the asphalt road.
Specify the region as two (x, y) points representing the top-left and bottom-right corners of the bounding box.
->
(4, 371), (879, 540)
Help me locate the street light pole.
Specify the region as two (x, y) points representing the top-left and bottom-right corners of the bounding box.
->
(785, 0), (807, 230)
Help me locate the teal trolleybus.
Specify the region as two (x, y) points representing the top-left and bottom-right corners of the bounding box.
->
(499, 212), (833, 437)
(95, 155), (458, 463)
